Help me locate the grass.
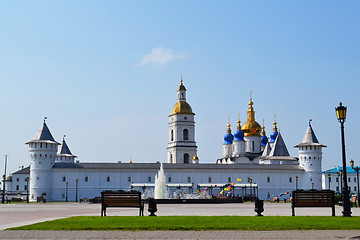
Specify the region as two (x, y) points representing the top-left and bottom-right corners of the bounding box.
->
(9, 216), (360, 231)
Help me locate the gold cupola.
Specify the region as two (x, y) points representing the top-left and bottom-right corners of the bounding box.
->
(170, 78), (195, 116)
(241, 96), (261, 137)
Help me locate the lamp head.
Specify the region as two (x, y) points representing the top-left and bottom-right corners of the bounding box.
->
(328, 174), (331, 179)
(335, 102), (347, 122)
(295, 176), (298, 181)
(350, 159), (354, 167)
(340, 169), (343, 175)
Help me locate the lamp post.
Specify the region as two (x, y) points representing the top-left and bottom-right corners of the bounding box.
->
(328, 174), (331, 190)
(340, 169), (343, 194)
(350, 159), (359, 208)
(336, 102), (352, 217)
(66, 181), (68, 202)
(26, 177), (29, 203)
(295, 176), (298, 190)
(249, 178), (253, 202)
(312, 182), (314, 190)
(2, 155), (8, 204)
(75, 179), (78, 202)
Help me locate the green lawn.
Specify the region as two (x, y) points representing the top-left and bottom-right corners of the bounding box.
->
(9, 216), (360, 231)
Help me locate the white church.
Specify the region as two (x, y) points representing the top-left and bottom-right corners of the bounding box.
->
(6, 79), (327, 202)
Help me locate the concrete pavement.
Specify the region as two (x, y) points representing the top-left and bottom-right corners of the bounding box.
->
(0, 202), (360, 239)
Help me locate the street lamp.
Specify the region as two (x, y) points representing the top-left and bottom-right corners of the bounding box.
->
(2, 155), (8, 204)
(26, 177), (29, 203)
(249, 178), (253, 202)
(75, 179), (78, 202)
(312, 182), (314, 190)
(295, 176), (298, 190)
(350, 159), (359, 208)
(340, 169), (343, 193)
(66, 181), (68, 202)
(328, 174), (331, 190)
(336, 102), (352, 217)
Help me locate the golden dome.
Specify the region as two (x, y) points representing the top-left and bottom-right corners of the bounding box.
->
(170, 101), (195, 115)
(241, 97), (261, 137)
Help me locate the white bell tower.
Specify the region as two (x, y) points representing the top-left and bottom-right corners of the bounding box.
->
(167, 78), (197, 164)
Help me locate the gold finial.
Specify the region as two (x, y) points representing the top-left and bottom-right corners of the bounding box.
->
(273, 114), (278, 132)
(237, 113), (241, 130)
(129, 156), (133, 164)
(247, 92), (255, 122)
(227, 118), (231, 134)
(193, 149), (199, 160)
(180, 74), (183, 84)
(261, 119), (266, 136)
(250, 90), (252, 100)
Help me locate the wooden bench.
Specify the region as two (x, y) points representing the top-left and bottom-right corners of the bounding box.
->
(292, 190), (335, 216)
(101, 190), (144, 216)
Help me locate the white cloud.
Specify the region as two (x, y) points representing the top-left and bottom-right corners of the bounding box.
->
(136, 47), (187, 67)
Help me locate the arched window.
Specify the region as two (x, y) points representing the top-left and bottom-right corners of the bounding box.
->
(228, 177), (231, 182)
(183, 129), (189, 140)
(208, 177), (212, 183)
(187, 177), (191, 183)
(171, 129), (174, 141)
(184, 153), (189, 164)
(85, 176), (89, 182)
(148, 176), (152, 182)
(170, 154), (173, 163)
(252, 141), (255, 151)
(168, 177), (172, 182)
(128, 176), (131, 182)
(63, 176), (66, 182)
(289, 177), (292, 182)
(267, 177), (271, 182)
(107, 176), (110, 182)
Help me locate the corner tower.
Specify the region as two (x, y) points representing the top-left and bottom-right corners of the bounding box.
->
(56, 135), (77, 163)
(167, 78), (197, 164)
(294, 120), (326, 190)
(25, 118), (60, 201)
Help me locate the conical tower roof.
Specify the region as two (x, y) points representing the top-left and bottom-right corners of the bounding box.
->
(268, 132), (290, 157)
(26, 119), (59, 145)
(58, 137), (77, 157)
(294, 121), (326, 148)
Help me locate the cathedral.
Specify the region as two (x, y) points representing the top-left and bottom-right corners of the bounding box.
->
(6, 78), (327, 202)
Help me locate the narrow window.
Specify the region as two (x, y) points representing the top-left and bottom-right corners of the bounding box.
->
(16, 178), (19, 182)
(187, 177), (191, 183)
(128, 176), (131, 182)
(63, 176), (66, 182)
(348, 177), (351, 182)
(85, 176), (89, 182)
(289, 177), (292, 182)
(46, 143), (48, 148)
(170, 154), (173, 163)
(40, 143), (42, 148)
(107, 176), (110, 182)
(267, 177), (271, 182)
(355, 186), (357, 192)
(228, 177), (231, 182)
(252, 141), (255, 151)
(183, 129), (189, 140)
(184, 153), (189, 164)
(310, 146), (312, 150)
(354, 177), (357, 182)
(16, 185), (19, 190)
(148, 176), (151, 182)
(306, 146), (307, 150)
(208, 177), (212, 183)
(336, 186), (339, 191)
(24, 185), (27, 191)
(336, 177), (339, 183)
(171, 129), (174, 141)
(168, 177), (172, 183)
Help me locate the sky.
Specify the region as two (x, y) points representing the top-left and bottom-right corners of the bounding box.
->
(0, 1), (360, 177)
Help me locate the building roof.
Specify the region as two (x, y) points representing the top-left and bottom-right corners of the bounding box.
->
(323, 166), (359, 174)
(53, 162), (304, 171)
(26, 122), (60, 145)
(294, 123), (326, 148)
(12, 166), (30, 175)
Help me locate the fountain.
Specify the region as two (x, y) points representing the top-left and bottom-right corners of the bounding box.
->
(154, 163), (168, 199)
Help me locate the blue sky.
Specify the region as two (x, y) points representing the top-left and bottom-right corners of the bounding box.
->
(1, 1), (359, 176)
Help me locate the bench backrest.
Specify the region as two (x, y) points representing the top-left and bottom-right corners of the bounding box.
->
(101, 192), (142, 207)
(292, 191), (334, 207)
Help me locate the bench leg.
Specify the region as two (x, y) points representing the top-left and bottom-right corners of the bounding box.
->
(140, 205), (144, 216)
(292, 206), (295, 216)
(332, 205), (335, 217)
